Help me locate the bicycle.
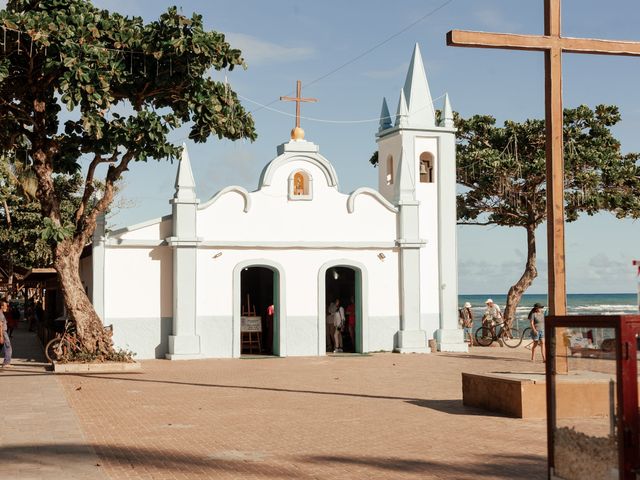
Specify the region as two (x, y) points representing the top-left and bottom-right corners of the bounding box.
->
(475, 320), (524, 348)
(45, 319), (81, 363)
(521, 327), (535, 349)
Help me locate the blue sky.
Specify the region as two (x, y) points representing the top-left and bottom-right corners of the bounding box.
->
(78, 1), (640, 294)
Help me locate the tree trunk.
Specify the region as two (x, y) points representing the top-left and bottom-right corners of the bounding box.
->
(2, 199), (11, 228)
(503, 226), (538, 329)
(53, 238), (114, 357)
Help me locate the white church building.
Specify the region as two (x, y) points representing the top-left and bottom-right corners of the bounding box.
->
(80, 44), (466, 359)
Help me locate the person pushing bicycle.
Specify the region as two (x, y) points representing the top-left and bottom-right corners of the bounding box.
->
(482, 298), (502, 336)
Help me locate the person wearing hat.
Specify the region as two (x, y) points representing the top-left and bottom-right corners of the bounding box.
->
(482, 298), (503, 337)
(458, 302), (474, 346)
(528, 302), (546, 362)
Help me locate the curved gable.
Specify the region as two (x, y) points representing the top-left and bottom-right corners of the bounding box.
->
(258, 140), (339, 189)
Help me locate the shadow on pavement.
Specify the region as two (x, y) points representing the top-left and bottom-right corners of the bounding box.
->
(443, 353), (532, 363)
(305, 453), (545, 479)
(405, 399), (508, 417)
(0, 443), (546, 479)
(65, 373), (497, 416)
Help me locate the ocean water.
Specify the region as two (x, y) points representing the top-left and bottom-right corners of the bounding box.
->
(458, 293), (639, 330)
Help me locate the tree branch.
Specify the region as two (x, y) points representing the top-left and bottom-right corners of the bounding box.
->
(74, 150), (134, 247)
(75, 153), (109, 223)
(457, 221), (497, 226)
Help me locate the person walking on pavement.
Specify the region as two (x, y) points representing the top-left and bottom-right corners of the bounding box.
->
(0, 298), (12, 368)
(529, 302), (546, 362)
(459, 302), (474, 347)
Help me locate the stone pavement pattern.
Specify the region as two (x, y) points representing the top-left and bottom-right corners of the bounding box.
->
(56, 346), (548, 480)
(0, 324), (106, 479)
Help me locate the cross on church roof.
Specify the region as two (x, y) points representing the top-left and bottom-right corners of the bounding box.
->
(280, 80), (317, 140)
(447, 0), (640, 316)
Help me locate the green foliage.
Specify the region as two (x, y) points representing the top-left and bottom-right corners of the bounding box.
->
(40, 217), (74, 243)
(0, 157), (82, 268)
(456, 105), (640, 228)
(0, 0), (256, 227)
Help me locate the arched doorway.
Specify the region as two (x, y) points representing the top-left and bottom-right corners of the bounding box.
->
(323, 265), (363, 353)
(237, 265), (281, 356)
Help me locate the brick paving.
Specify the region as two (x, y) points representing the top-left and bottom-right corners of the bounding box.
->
(0, 321), (549, 479)
(0, 323), (106, 480)
(55, 345), (548, 480)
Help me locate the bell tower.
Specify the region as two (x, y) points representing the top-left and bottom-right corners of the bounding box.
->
(376, 44), (466, 352)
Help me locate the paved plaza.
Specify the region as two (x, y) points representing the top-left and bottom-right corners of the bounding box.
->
(2, 325), (548, 479)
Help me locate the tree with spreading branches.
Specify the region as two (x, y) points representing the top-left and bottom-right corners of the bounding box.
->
(456, 105), (640, 326)
(369, 105), (640, 327)
(0, 0), (256, 358)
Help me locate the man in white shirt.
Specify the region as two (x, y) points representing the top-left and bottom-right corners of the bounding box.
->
(482, 298), (502, 335)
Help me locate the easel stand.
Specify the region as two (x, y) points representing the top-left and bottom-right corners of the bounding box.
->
(241, 294), (262, 354)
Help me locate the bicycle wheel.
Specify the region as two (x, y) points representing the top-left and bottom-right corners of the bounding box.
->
(45, 338), (62, 363)
(521, 328), (534, 349)
(475, 327), (493, 347)
(502, 327), (524, 348)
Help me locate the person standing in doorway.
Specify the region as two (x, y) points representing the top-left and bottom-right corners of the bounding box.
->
(529, 302), (546, 362)
(346, 297), (356, 352)
(328, 298), (344, 353)
(459, 302), (474, 347)
(0, 298), (12, 368)
(326, 300), (337, 352)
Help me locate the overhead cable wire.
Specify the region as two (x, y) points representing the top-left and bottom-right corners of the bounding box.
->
(248, 0), (455, 114)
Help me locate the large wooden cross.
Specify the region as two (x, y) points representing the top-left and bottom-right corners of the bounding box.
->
(280, 80), (317, 131)
(448, 0), (640, 315)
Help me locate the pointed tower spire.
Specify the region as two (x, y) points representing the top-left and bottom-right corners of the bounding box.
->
(174, 143), (197, 202)
(395, 89), (409, 127)
(402, 43), (436, 127)
(441, 93), (454, 128)
(379, 97), (392, 131)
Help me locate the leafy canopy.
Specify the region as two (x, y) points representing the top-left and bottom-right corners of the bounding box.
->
(0, 0), (256, 240)
(456, 104), (640, 228)
(0, 157), (81, 268)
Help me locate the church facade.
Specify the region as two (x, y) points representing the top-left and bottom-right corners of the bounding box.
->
(80, 44), (466, 359)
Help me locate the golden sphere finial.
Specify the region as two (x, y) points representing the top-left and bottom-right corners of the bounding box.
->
(291, 126), (305, 140)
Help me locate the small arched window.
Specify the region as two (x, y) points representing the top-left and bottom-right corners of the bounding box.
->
(288, 170), (313, 200)
(419, 152), (435, 183)
(386, 155), (394, 186)
(293, 172), (306, 195)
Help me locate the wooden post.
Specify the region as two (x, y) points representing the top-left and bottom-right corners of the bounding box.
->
(447, 2), (640, 314)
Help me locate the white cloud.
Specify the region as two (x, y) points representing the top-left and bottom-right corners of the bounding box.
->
(225, 32), (314, 66)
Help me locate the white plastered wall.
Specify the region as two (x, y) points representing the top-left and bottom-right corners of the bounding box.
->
(196, 248), (400, 357)
(100, 147), (403, 359)
(195, 154), (400, 357)
(79, 255), (92, 298)
(113, 217), (172, 241)
(414, 136), (440, 338)
(103, 246), (173, 358)
(377, 134), (403, 203)
(198, 159), (394, 243)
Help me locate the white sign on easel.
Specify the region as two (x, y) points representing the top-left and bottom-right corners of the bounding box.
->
(241, 316), (262, 333)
